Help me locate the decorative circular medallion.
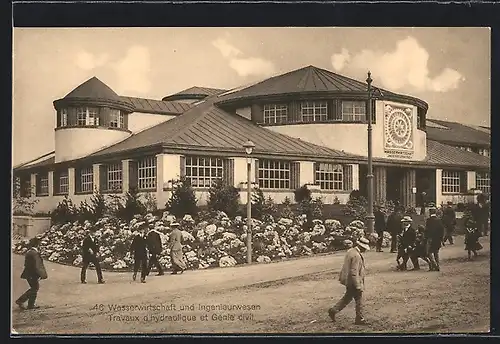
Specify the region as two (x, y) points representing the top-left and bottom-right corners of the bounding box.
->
(385, 109), (412, 147)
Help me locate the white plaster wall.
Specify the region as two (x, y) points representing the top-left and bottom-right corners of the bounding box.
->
(467, 171), (476, 190)
(299, 161), (315, 185)
(350, 164), (360, 190)
(55, 128), (130, 163)
(128, 112), (175, 133)
(233, 157), (257, 186)
(267, 100), (427, 162)
(435, 169), (443, 206)
(236, 107), (251, 120)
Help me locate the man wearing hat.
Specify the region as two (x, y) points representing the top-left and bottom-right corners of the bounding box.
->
(80, 228), (105, 284)
(15, 237), (48, 310)
(441, 201), (456, 245)
(425, 207), (445, 271)
(328, 237), (370, 325)
(387, 206), (404, 253)
(146, 223), (164, 276)
(167, 222), (187, 275)
(399, 216), (419, 271)
(130, 223), (149, 283)
(374, 205), (386, 252)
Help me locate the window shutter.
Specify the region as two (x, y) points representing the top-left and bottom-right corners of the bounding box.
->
(290, 162), (301, 190)
(313, 162), (318, 184)
(100, 107), (110, 128)
(129, 160), (138, 191)
(289, 102), (298, 123)
(327, 100), (335, 120)
(255, 159), (260, 186)
(223, 159), (235, 187)
(56, 111), (61, 128)
(251, 104), (263, 124)
(344, 164), (353, 191)
(179, 156), (186, 179)
(123, 113), (129, 130)
(99, 165), (107, 191)
(75, 168), (81, 193)
(336, 100), (343, 121)
(68, 108), (77, 126)
(460, 171), (467, 193)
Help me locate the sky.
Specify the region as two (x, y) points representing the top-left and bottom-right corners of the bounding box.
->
(12, 27), (490, 166)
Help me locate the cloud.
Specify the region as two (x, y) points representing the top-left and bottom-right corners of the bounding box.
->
(333, 37), (465, 92)
(212, 38), (276, 77)
(112, 45), (151, 94)
(75, 51), (109, 70)
(331, 48), (350, 71)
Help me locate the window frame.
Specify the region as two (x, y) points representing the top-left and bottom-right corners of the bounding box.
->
(184, 156), (224, 188)
(257, 159), (291, 190)
(56, 169), (69, 195)
(109, 109), (124, 128)
(60, 109), (68, 127)
(341, 100), (367, 122)
(138, 156), (157, 190)
(315, 163), (344, 191)
(78, 166), (94, 193)
(300, 101), (328, 122)
(36, 172), (49, 197)
(476, 171), (490, 194)
(105, 163), (123, 192)
(263, 104), (288, 124)
(441, 170), (461, 194)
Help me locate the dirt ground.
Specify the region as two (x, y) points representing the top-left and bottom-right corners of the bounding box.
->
(11, 235), (490, 334)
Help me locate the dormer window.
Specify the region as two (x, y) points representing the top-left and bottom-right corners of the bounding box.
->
(264, 104), (288, 124)
(77, 107), (100, 126)
(301, 101), (328, 122)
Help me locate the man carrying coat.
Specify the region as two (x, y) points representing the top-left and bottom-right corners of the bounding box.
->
(146, 224), (164, 276)
(328, 237), (370, 325)
(80, 228), (105, 284)
(15, 237), (48, 310)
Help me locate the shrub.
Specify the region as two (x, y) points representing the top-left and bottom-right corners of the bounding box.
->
(51, 196), (79, 224)
(115, 188), (147, 222)
(207, 179), (240, 218)
(343, 194), (368, 221)
(12, 176), (39, 216)
(143, 193), (158, 213)
(294, 185), (312, 203)
(78, 190), (108, 223)
(166, 176), (198, 218)
(280, 197), (294, 219)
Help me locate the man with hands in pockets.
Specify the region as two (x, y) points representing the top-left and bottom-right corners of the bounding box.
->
(328, 237), (370, 325)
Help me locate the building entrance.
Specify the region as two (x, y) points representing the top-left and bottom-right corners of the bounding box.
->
(386, 168), (406, 205)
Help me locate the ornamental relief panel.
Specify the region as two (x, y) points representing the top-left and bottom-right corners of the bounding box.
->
(383, 103), (414, 159)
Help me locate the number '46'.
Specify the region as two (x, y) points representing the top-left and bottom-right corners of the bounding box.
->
(91, 304), (105, 311)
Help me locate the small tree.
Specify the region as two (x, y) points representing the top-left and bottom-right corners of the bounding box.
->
(116, 187), (147, 222)
(294, 185), (312, 203)
(251, 187), (266, 220)
(166, 176), (198, 218)
(143, 192), (158, 213)
(207, 179), (240, 218)
(12, 176), (39, 215)
(51, 196), (79, 224)
(280, 197), (295, 219)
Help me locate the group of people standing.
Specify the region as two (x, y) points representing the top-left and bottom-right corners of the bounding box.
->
(15, 219), (187, 310)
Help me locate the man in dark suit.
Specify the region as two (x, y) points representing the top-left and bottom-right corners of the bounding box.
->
(130, 224), (149, 283)
(425, 207), (445, 271)
(15, 237), (48, 310)
(80, 228), (105, 284)
(146, 225), (164, 276)
(374, 205), (386, 252)
(441, 201), (456, 245)
(399, 216), (419, 271)
(387, 206), (403, 253)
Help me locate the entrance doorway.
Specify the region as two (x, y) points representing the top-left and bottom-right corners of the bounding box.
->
(416, 169), (436, 206)
(386, 168), (405, 204)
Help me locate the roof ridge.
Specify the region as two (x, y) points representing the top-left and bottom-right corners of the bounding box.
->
(13, 151), (55, 169)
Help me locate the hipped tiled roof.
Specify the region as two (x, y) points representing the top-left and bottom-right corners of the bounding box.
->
(121, 96), (192, 115)
(90, 97), (354, 160)
(162, 86), (227, 101)
(424, 140), (490, 168)
(63, 77), (125, 103)
(426, 119), (491, 146)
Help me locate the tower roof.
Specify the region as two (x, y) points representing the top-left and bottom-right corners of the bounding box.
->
(162, 86), (227, 101)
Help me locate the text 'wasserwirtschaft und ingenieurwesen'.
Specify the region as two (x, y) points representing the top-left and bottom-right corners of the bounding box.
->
(90, 303), (262, 322)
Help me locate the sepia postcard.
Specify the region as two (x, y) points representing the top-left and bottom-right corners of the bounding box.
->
(11, 27), (491, 334)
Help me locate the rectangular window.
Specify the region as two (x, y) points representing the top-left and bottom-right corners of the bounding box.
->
(86, 107), (99, 126)
(441, 170), (461, 194)
(138, 156), (157, 190)
(341, 101), (366, 122)
(105, 163), (123, 192)
(77, 108), (87, 126)
(56, 170), (69, 195)
(263, 104), (288, 124)
(185, 156), (223, 188)
(476, 172), (490, 194)
(258, 159), (290, 189)
(478, 148), (490, 157)
(300, 101), (328, 122)
(78, 166), (94, 193)
(60, 109), (68, 127)
(36, 172), (49, 196)
(110, 110), (123, 128)
(315, 163), (344, 190)
(18, 175), (32, 197)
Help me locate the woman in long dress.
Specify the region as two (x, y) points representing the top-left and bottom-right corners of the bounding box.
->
(168, 222), (187, 274)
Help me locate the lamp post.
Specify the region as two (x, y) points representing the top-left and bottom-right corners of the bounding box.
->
(243, 140), (255, 264)
(366, 71), (375, 234)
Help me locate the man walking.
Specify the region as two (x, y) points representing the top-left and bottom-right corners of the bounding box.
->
(387, 206), (403, 253)
(146, 224), (164, 276)
(15, 237), (48, 310)
(80, 228), (105, 284)
(425, 207), (445, 271)
(328, 237), (370, 325)
(399, 216), (419, 271)
(442, 201), (456, 245)
(374, 205), (386, 252)
(130, 224), (149, 283)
